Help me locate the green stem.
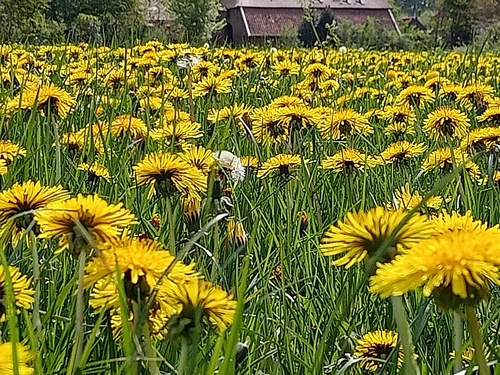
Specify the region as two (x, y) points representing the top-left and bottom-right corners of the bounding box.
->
(453, 311), (463, 373)
(187, 67), (195, 123)
(165, 196), (176, 255)
(178, 337), (190, 375)
(52, 116), (61, 182)
(72, 249), (86, 373)
(0, 247), (20, 375)
(206, 334), (225, 375)
(143, 321), (160, 375)
(30, 233), (43, 374)
(210, 221), (220, 281)
(390, 295), (420, 375)
(465, 305), (489, 375)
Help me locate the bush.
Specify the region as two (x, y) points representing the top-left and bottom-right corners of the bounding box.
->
(298, 7), (337, 48)
(335, 18), (433, 51)
(162, 0), (225, 44)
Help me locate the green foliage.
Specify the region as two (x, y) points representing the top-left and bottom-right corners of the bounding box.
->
(47, 0), (139, 25)
(277, 25), (300, 48)
(298, 8), (337, 48)
(436, 0), (474, 47)
(297, 11), (317, 48)
(0, 0), (49, 41)
(161, 0), (225, 44)
(335, 18), (433, 51)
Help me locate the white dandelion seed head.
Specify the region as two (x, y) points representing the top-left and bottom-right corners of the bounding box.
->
(214, 150), (246, 183)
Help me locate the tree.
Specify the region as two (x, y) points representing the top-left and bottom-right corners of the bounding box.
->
(47, 0), (139, 25)
(0, 0), (49, 39)
(298, 7), (337, 47)
(298, 11), (318, 47)
(162, 0), (225, 44)
(435, 0), (474, 47)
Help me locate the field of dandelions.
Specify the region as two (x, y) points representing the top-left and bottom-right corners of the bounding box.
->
(1, 42), (500, 375)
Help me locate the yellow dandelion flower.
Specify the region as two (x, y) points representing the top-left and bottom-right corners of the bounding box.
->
(0, 159), (7, 175)
(269, 95), (304, 109)
(477, 104), (500, 125)
(26, 84), (76, 118)
(77, 163), (111, 182)
(110, 115), (148, 139)
(355, 330), (403, 372)
(227, 217), (248, 246)
(150, 120), (203, 143)
(383, 105), (416, 137)
(389, 183), (443, 211)
(320, 207), (433, 268)
(321, 148), (377, 172)
(179, 145), (215, 175)
(304, 63), (331, 82)
(378, 141), (426, 165)
(450, 345), (490, 364)
(257, 154), (305, 178)
(0, 266), (35, 321)
(395, 85), (434, 108)
(423, 106), (470, 140)
(0, 140), (26, 163)
(0, 181), (70, 245)
(421, 148), (468, 173)
(317, 108), (373, 140)
(85, 237), (198, 308)
(369, 229), (500, 309)
(166, 278), (237, 333)
(276, 104), (322, 130)
(272, 60), (300, 76)
(251, 107), (290, 145)
(207, 103), (252, 123)
(183, 196), (201, 230)
(133, 152), (207, 199)
(35, 194), (137, 255)
(458, 83), (494, 113)
(192, 75), (232, 97)
(0, 342), (35, 375)
(432, 210), (488, 234)
(240, 156), (259, 168)
(460, 127), (500, 153)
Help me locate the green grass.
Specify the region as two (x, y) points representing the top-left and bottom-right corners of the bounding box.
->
(0, 43), (499, 374)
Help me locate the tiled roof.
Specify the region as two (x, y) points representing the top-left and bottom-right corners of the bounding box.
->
(222, 0), (392, 10)
(243, 8), (304, 36)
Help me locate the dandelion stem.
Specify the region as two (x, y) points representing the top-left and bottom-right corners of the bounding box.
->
(178, 337), (190, 375)
(143, 321), (160, 375)
(206, 334), (225, 375)
(165, 196), (176, 255)
(30, 232), (43, 372)
(465, 305), (489, 375)
(187, 66), (195, 123)
(390, 295), (420, 375)
(0, 242), (20, 375)
(453, 311), (463, 373)
(52, 116), (61, 182)
(74, 249), (86, 373)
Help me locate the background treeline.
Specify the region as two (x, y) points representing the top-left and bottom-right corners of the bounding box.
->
(0, 0), (500, 49)
(294, 0), (500, 50)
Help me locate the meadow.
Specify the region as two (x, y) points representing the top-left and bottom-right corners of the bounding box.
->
(0, 42), (500, 375)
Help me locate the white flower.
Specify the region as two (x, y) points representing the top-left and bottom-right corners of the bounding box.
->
(177, 54), (202, 69)
(214, 150), (245, 183)
(339, 46), (347, 54)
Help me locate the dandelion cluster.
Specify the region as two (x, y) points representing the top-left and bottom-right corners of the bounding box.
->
(1, 41), (500, 374)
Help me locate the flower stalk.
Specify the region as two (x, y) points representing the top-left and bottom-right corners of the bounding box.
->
(465, 305), (489, 375)
(453, 311), (463, 373)
(390, 295), (420, 375)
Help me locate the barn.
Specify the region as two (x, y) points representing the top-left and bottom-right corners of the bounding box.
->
(220, 0), (400, 44)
